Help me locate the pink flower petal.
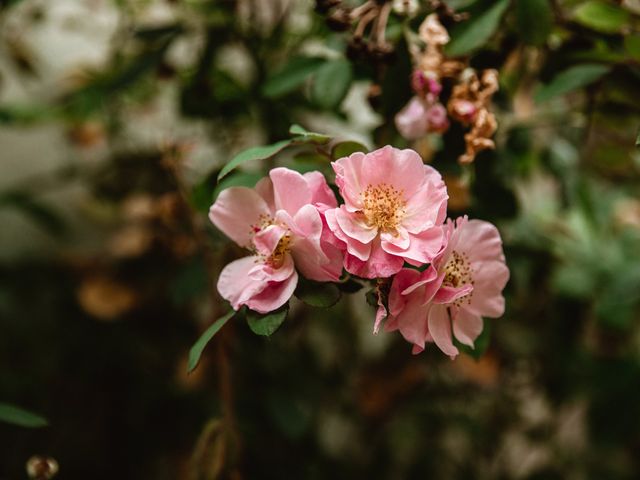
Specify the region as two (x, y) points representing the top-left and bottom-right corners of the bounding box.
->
(395, 96), (429, 140)
(382, 227), (444, 265)
(246, 270), (299, 314)
(434, 283), (473, 304)
(269, 167), (312, 215)
(303, 171), (338, 208)
(455, 219), (505, 263)
(452, 309), (483, 348)
(427, 304), (459, 358)
(344, 239), (404, 278)
(331, 152), (367, 211)
(395, 293), (429, 351)
(217, 256), (269, 311)
(209, 187), (272, 248)
(253, 224), (287, 256)
(335, 206), (378, 245)
(402, 168), (448, 233)
(255, 176), (275, 212)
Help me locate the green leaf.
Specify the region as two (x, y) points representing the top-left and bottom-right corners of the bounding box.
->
(212, 172), (263, 200)
(217, 139), (293, 181)
(289, 124), (331, 144)
(311, 59), (353, 110)
(246, 304), (289, 336)
(331, 141), (369, 159)
(625, 35), (640, 61)
(262, 57), (326, 98)
(515, 0), (553, 46)
(294, 278), (341, 308)
(445, 0), (510, 56)
(534, 64), (610, 103)
(573, 1), (630, 34)
(0, 402), (48, 428)
(187, 311), (235, 373)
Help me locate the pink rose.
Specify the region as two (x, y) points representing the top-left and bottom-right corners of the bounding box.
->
(382, 216), (509, 357)
(209, 168), (343, 313)
(395, 96), (429, 140)
(325, 146), (448, 279)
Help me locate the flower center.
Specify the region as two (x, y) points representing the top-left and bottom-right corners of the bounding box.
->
(443, 250), (474, 306)
(361, 183), (406, 233)
(249, 214), (292, 268)
(268, 233), (292, 268)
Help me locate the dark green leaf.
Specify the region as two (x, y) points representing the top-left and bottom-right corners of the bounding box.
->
(289, 124), (331, 144)
(217, 139), (293, 180)
(573, 1), (630, 33)
(294, 278), (341, 308)
(311, 59), (353, 110)
(212, 172), (263, 201)
(331, 141), (368, 159)
(535, 64), (610, 103)
(445, 0), (510, 56)
(187, 311), (235, 373)
(365, 289), (378, 307)
(625, 35), (640, 61)
(516, 0), (553, 46)
(336, 277), (364, 293)
(246, 304), (289, 336)
(0, 402), (48, 428)
(262, 57), (326, 98)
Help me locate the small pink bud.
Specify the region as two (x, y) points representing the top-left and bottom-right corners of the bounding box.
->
(395, 96), (429, 140)
(426, 77), (442, 96)
(425, 103), (450, 133)
(411, 70), (428, 94)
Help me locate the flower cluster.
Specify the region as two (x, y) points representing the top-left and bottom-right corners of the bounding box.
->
(395, 14), (499, 164)
(210, 146), (509, 358)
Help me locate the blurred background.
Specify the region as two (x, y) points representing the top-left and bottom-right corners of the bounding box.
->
(1, 0), (640, 478)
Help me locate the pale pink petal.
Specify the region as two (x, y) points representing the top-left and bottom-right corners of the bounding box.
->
(452, 309), (483, 347)
(246, 270), (298, 314)
(255, 176), (275, 212)
(402, 169), (448, 233)
(456, 219), (505, 263)
(269, 167), (312, 215)
(383, 227), (444, 264)
(209, 187), (271, 248)
(331, 152), (367, 211)
(303, 171), (338, 208)
(434, 283), (473, 304)
(380, 227), (410, 250)
(344, 239), (404, 278)
(335, 207), (378, 244)
(395, 96), (429, 140)
(427, 304), (459, 358)
(374, 296), (387, 334)
(467, 260), (509, 317)
(253, 224), (287, 256)
(249, 253), (295, 283)
(217, 256), (269, 311)
(395, 294), (429, 351)
(357, 146), (426, 199)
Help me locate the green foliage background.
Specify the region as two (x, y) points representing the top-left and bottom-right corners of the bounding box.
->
(1, 0), (640, 478)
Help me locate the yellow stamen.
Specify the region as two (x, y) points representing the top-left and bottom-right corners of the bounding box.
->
(361, 183), (406, 233)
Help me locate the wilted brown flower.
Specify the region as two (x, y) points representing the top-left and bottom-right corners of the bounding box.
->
(26, 456), (59, 480)
(77, 276), (137, 320)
